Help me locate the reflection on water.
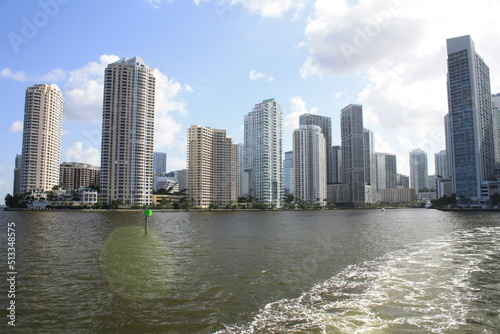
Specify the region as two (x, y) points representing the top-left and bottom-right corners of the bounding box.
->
(0, 209), (499, 333)
(100, 226), (176, 301)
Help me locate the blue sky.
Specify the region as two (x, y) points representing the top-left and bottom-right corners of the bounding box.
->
(1, 0), (500, 203)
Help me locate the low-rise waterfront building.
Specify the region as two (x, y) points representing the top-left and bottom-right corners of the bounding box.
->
(60, 162), (100, 191)
(377, 187), (416, 203)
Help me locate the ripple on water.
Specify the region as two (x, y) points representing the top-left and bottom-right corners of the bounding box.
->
(217, 227), (500, 333)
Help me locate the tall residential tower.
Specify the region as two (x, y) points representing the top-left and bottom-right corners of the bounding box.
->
(187, 125), (238, 209)
(244, 99), (283, 207)
(293, 125), (327, 204)
(299, 114), (332, 184)
(492, 93), (500, 164)
(20, 84), (63, 194)
(409, 148), (428, 193)
(100, 57), (156, 205)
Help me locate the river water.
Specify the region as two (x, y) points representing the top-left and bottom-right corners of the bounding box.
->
(0, 209), (499, 333)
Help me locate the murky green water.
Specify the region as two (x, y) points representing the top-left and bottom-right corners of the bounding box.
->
(1, 209), (499, 333)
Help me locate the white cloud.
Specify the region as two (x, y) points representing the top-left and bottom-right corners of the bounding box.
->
(63, 54), (120, 123)
(232, 0), (308, 17)
(64, 141), (100, 166)
(144, 0), (164, 9)
(285, 96), (317, 130)
(334, 90), (347, 99)
(249, 70), (274, 82)
(0, 67), (66, 82)
(194, 0), (308, 17)
(167, 156), (187, 171)
(152, 68), (190, 151)
(9, 120), (23, 133)
(301, 0), (500, 174)
(62, 55), (189, 159)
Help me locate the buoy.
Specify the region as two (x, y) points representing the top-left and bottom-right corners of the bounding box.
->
(144, 209), (153, 233)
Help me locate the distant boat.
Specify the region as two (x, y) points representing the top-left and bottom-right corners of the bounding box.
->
(425, 200), (433, 209)
(380, 208), (385, 211)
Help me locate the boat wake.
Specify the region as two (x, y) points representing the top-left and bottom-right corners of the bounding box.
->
(217, 226), (500, 333)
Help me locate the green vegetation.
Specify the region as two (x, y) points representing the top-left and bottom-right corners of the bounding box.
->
(431, 193), (456, 208)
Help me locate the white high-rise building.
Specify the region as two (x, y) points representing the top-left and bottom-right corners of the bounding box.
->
(299, 114), (333, 184)
(244, 99), (283, 207)
(187, 125), (238, 209)
(446, 35), (495, 204)
(100, 57), (156, 205)
(20, 84), (63, 194)
(293, 125), (327, 204)
(435, 150), (451, 178)
(375, 153), (397, 190)
(409, 148), (428, 193)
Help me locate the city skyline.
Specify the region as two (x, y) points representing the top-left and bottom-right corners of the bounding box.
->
(1, 1), (500, 204)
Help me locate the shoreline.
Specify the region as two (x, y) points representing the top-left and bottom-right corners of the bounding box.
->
(435, 207), (500, 212)
(2, 207), (408, 213)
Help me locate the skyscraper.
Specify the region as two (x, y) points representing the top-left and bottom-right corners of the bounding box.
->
(435, 150), (451, 178)
(13, 154), (22, 195)
(293, 125), (327, 204)
(299, 114), (333, 183)
(100, 57), (156, 205)
(446, 35), (495, 203)
(363, 128), (376, 189)
(375, 153), (397, 190)
(341, 104), (365, 205)
(492, 93), (500, 164)
(409, 148), (428, 193)
(20, 84), (63, 194)
(283, 151), (294, 196)
(187, 125), (238, 209)
(330, 145), (343, 183)
(153, 152), (167, 176)
(238, 143), (247, 197)
(244, 99), (283, 207)
(444, 113), (453, 177)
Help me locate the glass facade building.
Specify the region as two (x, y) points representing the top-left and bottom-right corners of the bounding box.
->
(341, 104), (365, 205)
(446, 35), (495, 203)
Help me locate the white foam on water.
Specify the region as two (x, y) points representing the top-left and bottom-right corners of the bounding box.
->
(217, 227), (500, 333)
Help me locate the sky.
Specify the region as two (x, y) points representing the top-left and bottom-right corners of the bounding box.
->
(1, 0), (500, 204)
